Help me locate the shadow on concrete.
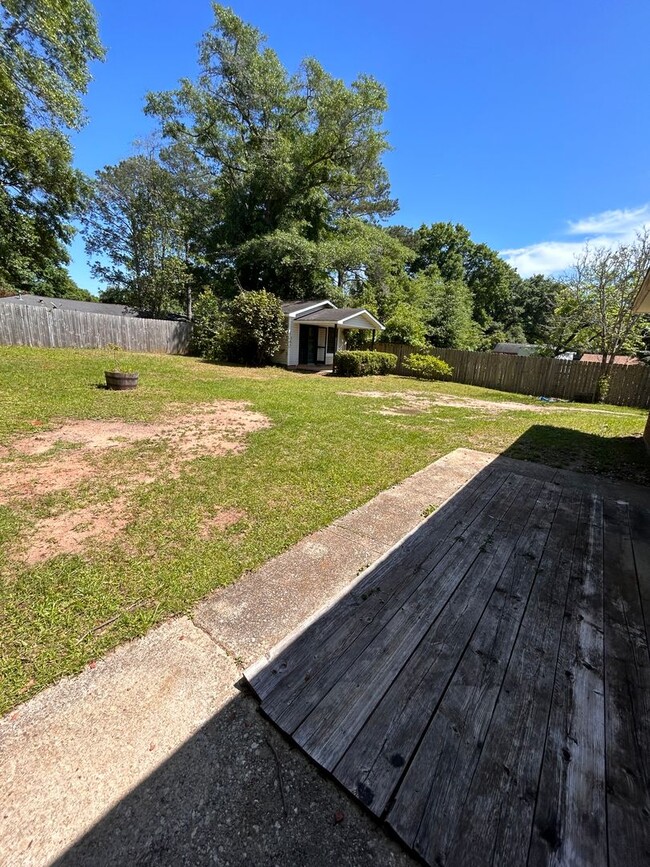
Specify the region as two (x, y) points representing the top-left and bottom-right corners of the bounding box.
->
(53, 682), (412, 867)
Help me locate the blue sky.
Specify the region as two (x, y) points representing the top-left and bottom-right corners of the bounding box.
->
(69, 0), (650, 290)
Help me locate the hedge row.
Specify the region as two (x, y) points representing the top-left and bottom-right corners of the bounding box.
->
(334, 350), (397, 377)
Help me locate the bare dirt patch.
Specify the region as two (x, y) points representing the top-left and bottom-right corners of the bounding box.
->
(0, 401), (271, 505)
(341, 390), (541, 415)
(0, 461), (98, 503)
(19, 498), (130, 565)
(340, 390), (631, 416)
(198, 508), (247, 540)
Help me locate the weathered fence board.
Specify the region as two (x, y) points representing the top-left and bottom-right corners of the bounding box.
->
(376, 343), (650, 409)
(0, 305), (192, 355)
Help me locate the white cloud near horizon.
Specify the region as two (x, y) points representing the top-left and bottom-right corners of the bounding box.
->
(501, 204), (650, 277)
(567, 204), (650, 236)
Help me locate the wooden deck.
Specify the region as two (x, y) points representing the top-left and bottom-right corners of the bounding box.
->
(244, 456), (650, 867)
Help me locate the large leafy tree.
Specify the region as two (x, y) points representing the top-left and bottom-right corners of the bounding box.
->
(0, 0), (104, 293)
(511, 273), (564, 344)
(82, 151), (212, 315)
(145, 4), (396, 299)
(411, 222), (520, 330)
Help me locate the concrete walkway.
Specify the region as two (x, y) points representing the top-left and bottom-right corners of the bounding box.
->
(0, 449), (494, 867)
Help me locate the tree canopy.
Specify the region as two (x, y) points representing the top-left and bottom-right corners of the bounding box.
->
(82, 148), (212, 315)
(0, 0), (104, 293)
(410, 222), (521, 330)
(145, 4), (396, 299)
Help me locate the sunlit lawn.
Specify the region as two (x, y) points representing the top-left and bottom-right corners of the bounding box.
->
(0, 346), (647, 714)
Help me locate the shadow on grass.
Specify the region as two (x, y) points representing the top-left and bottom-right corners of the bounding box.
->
(500, 423), (649, 485)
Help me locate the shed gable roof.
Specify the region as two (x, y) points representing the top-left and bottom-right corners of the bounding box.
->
(633, 267), (650, 313)
(281, 299), (335, 315)
(295, 307), (384, 329)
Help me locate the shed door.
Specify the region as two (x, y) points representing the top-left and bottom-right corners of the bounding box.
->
(316, 328), (327, 363)
(298, 325), (318, 364)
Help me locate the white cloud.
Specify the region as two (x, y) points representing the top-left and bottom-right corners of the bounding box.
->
(567, 205), (650, 236)
(500, 203), (650, 277)
(500, 241), (584, 277)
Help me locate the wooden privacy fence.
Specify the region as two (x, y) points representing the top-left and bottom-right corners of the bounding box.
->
(376, 342), (650, 409)
(0, 304), (193, 355)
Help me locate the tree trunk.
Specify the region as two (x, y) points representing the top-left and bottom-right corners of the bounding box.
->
(595, 351), (617, 402)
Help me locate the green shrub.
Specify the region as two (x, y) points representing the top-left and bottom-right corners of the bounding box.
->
(334, 350), (397, 377)
(192, 289), (285, 365)
(405, 352), (453, 380)
(227, 290), (285, 366)
(191, 289), (229, 361)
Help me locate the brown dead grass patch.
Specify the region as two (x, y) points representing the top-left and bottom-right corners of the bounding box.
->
(341, 389), (632, 417)
(198, 508), (247, 540)
(341, 390), (546, 414)
(0, 401), (270, 505)
(18, 497), (130, 565)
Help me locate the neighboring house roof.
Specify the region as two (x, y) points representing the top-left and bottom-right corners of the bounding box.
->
(492, 342), (539, 356)
(281, 299), (335, 315)
(0, 294), (139, 317)
(0, 294), (186, 320)
(633, 267), (650, 313)
(579, 353), (641, 366)
(295, 306), (384, 330)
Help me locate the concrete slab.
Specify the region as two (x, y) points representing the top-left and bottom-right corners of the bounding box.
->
(0, 617), (413, 867)
(0, 618), (235, 865)
(193, 525), (386, 668)
(53, 690), (413, 867)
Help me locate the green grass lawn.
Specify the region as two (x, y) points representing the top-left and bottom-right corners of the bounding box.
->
(1, 346), (648, 714)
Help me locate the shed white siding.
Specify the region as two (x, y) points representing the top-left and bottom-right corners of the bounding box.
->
(275, 300), (381, 367)
(287, 316), (302, 366)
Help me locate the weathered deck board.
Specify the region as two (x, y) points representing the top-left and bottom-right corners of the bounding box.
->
(433, 487), (582, 867)
(528, 493), (606, 867)
(332, 475), (536, 815)
(629, 503), (650, 652)
(260, 473), (522, 733)
(291, 475), (537, 767)
(388, 483), (571, 864)
(245, 457), (650, 867)
(603, 500), (650, 867)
